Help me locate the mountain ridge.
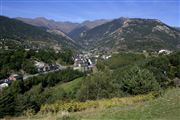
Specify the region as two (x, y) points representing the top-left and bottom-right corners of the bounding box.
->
(16, 17), (110, 34)
(78, 17), (180, 51)
(3, 16), (180, 52)
(0, 16), (78, 50)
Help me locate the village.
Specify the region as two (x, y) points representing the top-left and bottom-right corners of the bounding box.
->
(0, 61), (60, 91)
(0, 49), (114, 91)
(0, 48), (172, 91)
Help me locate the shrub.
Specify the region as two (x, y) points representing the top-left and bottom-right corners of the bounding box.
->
(40, 93), (155, 114)
(119, 66), (160, 95)
(76, 69), (124, 101)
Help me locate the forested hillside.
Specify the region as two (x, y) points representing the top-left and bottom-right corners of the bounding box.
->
(0, 16), (77, 50)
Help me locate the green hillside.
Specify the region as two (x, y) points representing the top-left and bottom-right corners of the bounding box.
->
(0, 16), (77, 50)
(55, 77), (84, 92)
(9, 88), (180, 120)
(49, 77), (84, 100)
(68, 88), (180, 120)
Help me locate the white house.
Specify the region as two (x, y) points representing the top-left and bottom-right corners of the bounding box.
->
(0, 83), (8, 91)
(158, 49), (172, 55)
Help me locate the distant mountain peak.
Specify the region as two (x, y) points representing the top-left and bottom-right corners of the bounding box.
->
(16, 17), (110, 34)
(35, 17), (47, 20)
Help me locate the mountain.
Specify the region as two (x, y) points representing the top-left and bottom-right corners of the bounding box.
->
(0, 16), (77, 50)
(68, 26), (89, 40)
(16, 17), (109, 34)
(81, 19), (110, 29)
(16, 17), (79, 34)
(6, 16), (180, 52)
(67, 19), (110, 40)
(16, 17), (110, 43)
(78, 17), (180, 51)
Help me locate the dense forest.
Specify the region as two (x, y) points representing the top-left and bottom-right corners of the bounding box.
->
(0, 51), (179, 118)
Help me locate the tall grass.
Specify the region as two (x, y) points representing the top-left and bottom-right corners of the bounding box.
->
(40, 93), (155, 114)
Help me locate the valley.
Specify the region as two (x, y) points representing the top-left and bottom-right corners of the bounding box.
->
(0, 7), (180, 120)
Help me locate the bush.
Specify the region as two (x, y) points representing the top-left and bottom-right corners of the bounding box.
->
(77, 69), (125, 101)
(22, 60), (37, 74)
(119, 66), (160, 95)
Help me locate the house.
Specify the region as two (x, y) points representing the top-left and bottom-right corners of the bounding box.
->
(25, 48), (30, 51)
(8, 74), (23, 81)
(73, 58), (84, 71)
(34, 61), (45, 72)
(43, 64), (51, 72)
(0, 83), (8, 91)
(73, 57), (94, 72)
(102, 55), (112, 60)
(34, 61), (59, 72)
(0, 79), (12, 84)
(0, 74), (23, 91)
(158, 49), (172, 55)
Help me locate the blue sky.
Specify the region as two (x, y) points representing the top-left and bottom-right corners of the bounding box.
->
(0, 0), (179, 26)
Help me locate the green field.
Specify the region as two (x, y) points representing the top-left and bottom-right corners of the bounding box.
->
(55, 77), (84, 92)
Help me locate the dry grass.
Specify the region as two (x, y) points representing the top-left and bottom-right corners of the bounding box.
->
(5, 93), (155, 120)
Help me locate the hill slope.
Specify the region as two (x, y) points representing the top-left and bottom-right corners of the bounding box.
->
(71, 88), (180, 120)
(68, 26), (89, 40)
(10, 88), (180, 120)
(0, 16), (77, 50)
(79, 18), (180, 51)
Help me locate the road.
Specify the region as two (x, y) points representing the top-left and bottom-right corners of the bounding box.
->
(23, 65), (67, 80)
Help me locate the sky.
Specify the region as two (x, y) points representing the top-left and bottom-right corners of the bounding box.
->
(0, 0), (179, 26)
